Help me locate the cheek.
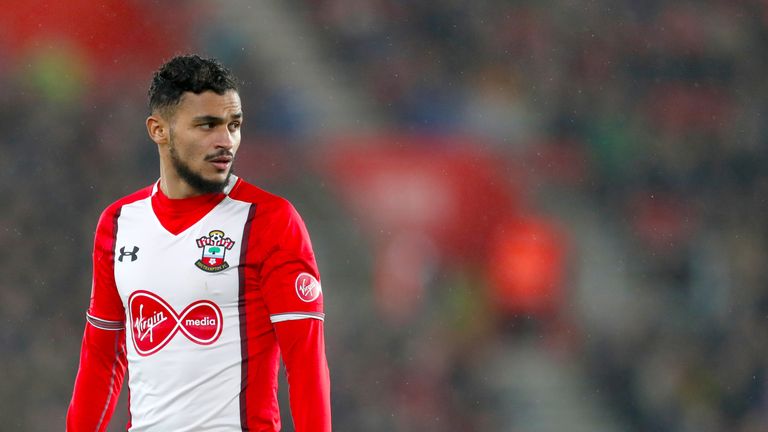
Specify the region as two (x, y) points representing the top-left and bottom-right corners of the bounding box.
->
(174, 138), (208, 165)
(183, 137), (209, 158)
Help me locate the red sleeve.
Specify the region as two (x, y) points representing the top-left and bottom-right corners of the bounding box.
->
(274, 319), (332, 432)
(67, 326), (127, 432)
(258, 199), (331, 431)
(67, 206), (128, 431)
(260, 200), (324, 320)
(88, 206), (126, 322)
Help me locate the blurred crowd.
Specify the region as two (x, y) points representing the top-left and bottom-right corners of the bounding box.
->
(1, 0), (768, 431)
(299, 0), (768, 431)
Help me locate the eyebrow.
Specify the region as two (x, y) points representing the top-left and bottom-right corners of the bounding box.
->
(192, 112), (243, 123)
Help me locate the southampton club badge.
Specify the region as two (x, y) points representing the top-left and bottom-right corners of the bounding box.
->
(195, 230), (235, 272)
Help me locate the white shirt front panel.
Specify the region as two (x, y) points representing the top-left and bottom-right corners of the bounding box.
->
(113, 195), (252, 431)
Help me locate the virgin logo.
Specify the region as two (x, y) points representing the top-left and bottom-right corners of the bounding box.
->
(128, 290), (223, 356)
(295, 273), (322, 302)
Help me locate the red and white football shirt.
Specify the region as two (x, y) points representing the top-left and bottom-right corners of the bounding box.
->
(67, 175), (331, 431)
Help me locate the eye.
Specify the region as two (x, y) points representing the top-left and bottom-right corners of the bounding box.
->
(228, 121), (241, 132)
(198, 123), (215, 130)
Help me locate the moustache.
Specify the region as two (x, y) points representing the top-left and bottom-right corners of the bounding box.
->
(204, 150), (234, 161)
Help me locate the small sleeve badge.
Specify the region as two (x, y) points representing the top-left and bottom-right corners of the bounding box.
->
(295, 272), (322, 302)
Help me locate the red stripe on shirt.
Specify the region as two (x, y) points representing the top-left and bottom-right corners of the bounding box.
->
(239, 203), (258, 430)
(237, 203), (284, 431)
(231, 179), (331, 431)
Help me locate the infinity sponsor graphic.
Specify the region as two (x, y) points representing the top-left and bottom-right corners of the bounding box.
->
(295, 273), (322, 302)
(128, 290), (223, 356)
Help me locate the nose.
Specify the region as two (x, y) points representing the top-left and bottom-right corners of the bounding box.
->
(214, 128), (236, 151)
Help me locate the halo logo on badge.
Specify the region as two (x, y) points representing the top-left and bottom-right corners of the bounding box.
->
(295, 273), (322, 302)
(195, 230), (235, 272)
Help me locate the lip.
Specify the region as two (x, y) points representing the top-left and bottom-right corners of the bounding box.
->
(208, 155), (232, 171)
(209, 160), (231, 171)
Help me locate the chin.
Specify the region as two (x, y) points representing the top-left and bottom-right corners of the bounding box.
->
(215, 170), (233, 186)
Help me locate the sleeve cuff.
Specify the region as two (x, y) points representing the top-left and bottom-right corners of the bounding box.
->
(86, 312), (125, 330)
(270, 312), (325, 323)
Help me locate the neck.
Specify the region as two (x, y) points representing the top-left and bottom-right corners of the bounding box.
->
(158, 165), (186, 199)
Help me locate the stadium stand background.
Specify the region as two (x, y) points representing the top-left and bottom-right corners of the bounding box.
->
(1, 1), (767, 431)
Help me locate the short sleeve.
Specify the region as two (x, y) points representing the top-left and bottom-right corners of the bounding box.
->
(86, 206), (126, 329)
(258, 201), (324, 324)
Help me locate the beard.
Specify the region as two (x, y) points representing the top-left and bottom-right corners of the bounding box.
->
(168, 133), (232, 194)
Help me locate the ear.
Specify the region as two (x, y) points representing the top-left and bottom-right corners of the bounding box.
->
(146, 114), (169, 146)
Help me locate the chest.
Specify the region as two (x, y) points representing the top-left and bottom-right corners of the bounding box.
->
(112, 198), (252, 312)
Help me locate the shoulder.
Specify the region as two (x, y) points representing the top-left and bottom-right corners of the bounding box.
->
(229, 178), (299, 219)
(91, 184), (153, 241)
(229, 179), (311, 248)
(98, 185), (154, 223)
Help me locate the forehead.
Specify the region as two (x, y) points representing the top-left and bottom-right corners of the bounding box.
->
(174, 90), (241, 118)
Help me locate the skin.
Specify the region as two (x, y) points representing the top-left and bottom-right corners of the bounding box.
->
(146, 90), (243, 199)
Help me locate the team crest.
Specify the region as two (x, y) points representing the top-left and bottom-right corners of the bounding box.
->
(195, 230), (235, 272)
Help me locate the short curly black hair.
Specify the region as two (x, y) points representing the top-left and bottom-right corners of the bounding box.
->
(148, 54), (239, 116)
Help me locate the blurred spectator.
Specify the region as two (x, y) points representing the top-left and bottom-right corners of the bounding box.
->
(300, 0), (768, 430)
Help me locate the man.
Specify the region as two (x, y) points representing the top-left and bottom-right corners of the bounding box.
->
(67, 55), (331, 431)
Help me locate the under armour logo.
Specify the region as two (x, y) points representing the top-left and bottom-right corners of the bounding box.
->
(118, 246), (140, 262)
